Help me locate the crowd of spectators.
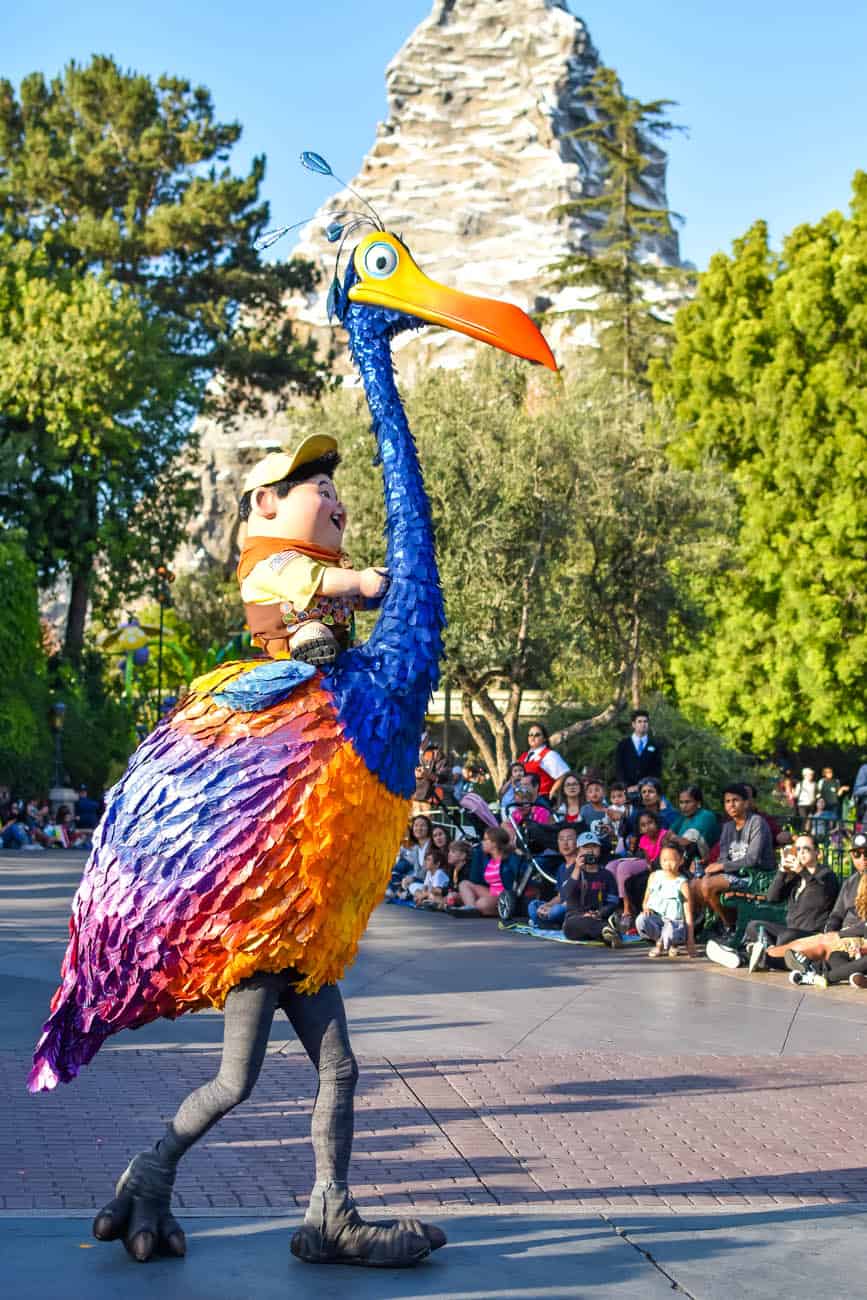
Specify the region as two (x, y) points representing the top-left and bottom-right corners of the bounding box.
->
(390, 710), (867, 988)
(0, 786), (101, 851)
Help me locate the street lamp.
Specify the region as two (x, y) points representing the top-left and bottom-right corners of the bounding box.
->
(50, 701), (66, 788)
(48, 700), (75, 816)
(154, 564), (175, 724)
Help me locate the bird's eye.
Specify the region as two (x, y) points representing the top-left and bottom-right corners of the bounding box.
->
(363, 242), (399, 278)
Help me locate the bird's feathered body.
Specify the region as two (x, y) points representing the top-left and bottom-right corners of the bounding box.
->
(29, 660), (409, 1092)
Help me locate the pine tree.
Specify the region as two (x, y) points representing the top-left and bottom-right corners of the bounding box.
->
(551, 64), (689, 384)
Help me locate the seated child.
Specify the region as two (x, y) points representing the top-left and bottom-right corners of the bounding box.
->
(603, 781), (630, 854)
(444, 839), (473, 908)
(414, 846), (450, 908)
(237, 436), (389, 666)
(635, 841), (695, 958)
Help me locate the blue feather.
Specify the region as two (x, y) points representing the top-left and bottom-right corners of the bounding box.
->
(212, 660), (316, 712)
(300, 151), (334, 177)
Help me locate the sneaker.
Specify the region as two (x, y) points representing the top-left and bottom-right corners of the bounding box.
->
(648, 943), (665, 959)
(849, 973), (867, 990)
(784, 949), (815, 977)
(601, 921), (623, 948)
(668, 945), (679, 959)
(706, 939), (741, 970)
(789, 968), (827, 988)
(747, 933), (769, 974)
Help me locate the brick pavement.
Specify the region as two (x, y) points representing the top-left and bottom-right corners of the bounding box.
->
(6, 1045), (866, 1215)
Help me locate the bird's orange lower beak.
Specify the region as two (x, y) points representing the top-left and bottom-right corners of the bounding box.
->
(349, 243), (558, 371)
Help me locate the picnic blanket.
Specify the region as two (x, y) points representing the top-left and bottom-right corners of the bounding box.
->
(498, 920), (645, 946)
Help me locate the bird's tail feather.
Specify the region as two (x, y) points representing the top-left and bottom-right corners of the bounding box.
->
(27, 992), (105, 1093)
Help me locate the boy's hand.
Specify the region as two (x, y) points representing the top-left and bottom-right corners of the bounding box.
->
(360, 567), (390, 599)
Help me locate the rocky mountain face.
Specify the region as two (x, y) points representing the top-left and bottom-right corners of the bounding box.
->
(187, 0), (681, 566)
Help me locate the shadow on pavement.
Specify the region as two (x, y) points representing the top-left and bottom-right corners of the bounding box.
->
(0, 1209), (734, 1299)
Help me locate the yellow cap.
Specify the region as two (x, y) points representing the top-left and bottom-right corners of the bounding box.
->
(241, 434), (338, 495)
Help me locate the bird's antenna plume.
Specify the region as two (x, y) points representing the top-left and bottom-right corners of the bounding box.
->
(300, 151), (385, 232)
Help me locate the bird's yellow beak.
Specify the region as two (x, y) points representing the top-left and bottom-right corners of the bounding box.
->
(348, 231), (558, 371)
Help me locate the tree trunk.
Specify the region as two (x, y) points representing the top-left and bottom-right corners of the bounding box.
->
(630, 658), (641, 710)
(629, 597), (642, 709)
(64, 565), (91, 662)
(460, 690), (503, 787)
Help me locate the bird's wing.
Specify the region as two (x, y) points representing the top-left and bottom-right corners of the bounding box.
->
(30, 662), (357, 1089)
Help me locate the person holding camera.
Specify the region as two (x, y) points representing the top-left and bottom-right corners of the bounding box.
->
(560, 832), (619, 943)
(706, 832), (838, 971)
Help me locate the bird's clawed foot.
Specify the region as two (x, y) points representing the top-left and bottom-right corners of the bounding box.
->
(92, 1150), (185, 1262)
(290, 1181), (446, 1268)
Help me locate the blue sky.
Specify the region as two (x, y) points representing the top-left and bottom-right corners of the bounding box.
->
(4, 0), (865, 268)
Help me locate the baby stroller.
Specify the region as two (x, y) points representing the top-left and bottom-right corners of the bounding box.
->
(497, 809), (563, 921)
(425, 789), (499, 845)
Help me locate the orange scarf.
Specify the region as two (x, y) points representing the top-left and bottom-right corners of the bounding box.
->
(237, 536), (343, 583)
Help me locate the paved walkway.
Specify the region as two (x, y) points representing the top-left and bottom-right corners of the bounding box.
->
(3, 849), (867, 1296)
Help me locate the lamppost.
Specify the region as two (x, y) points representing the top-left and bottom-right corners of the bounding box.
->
(51, 701), (65, 787)
(48, 700), (76, 816)
(154, 564), (175, 724)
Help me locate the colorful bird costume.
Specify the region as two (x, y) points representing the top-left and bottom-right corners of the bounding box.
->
(29, 159), (556, 1269)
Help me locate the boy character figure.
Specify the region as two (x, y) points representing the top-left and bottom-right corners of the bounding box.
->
(237, 434), (389, 666)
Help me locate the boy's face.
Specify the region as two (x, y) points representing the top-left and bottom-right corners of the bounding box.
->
(586, 781), (603, 803)
(252, 474), (346, 548)
(610, 789), (626, 807)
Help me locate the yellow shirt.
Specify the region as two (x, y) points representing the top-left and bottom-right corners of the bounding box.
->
(239, 550), (326, 613)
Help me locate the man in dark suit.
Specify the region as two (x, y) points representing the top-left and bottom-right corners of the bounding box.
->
(614, 709), (663, 792)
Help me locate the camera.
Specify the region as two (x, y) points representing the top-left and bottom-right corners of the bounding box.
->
(582, 851), (599, 866)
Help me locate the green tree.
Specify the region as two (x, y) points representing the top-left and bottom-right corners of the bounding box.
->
(653, 175), (867, 751)
(551, 64), (689, 384)
(0, 239), (198, 657)
(303, 359), (727, 785)
(0, 57), (329, 657)
(0, 532), (51, 791)
(58, 653), (137, 794)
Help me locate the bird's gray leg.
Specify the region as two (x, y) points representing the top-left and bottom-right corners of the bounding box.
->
(283, 982), (446, 1268)
(93, 974), (281, 1262)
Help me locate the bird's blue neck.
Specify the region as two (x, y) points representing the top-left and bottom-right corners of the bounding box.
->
(324, 309), (444, 798)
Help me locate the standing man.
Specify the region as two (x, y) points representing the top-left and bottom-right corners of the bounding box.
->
(614, 709), (663, 793)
